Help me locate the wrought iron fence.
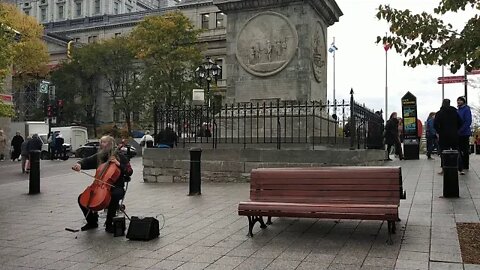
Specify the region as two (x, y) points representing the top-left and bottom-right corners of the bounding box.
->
(155, 90), (384, 150)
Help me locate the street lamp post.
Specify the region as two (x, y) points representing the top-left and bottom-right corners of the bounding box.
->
(195, 57), (222, 108)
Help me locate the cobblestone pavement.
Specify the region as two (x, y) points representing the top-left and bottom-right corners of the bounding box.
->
(1, 156), (480, 269)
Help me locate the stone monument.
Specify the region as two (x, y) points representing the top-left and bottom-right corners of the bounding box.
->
(214, 0), (343, 104)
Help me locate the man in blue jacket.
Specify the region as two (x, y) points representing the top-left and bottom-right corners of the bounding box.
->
(457, 96), (472, 174)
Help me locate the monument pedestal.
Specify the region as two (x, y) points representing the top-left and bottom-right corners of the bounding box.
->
(214, 0), (343, 103)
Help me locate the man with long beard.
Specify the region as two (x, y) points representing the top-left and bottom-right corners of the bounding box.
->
(72, 135), (132, 233)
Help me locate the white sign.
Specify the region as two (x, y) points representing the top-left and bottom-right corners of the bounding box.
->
(39, 80), (50, 94)
(192, 89), (204, 105)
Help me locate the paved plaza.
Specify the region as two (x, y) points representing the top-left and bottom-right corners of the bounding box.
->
(1, 156), (480, 270)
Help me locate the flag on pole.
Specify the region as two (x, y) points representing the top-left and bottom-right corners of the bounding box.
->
(328, 41), (338, 53)
(383, 42), (392, 52)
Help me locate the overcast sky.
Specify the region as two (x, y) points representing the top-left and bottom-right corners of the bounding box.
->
(326, 0), (478, 122)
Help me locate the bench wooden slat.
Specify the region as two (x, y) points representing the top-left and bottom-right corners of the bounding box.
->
(239, 211), (397, 221)
(239, 201), (398, 210)
(252, 184), (400, 191)
(240, 166), (404, 241)
(250, 196), (399, 204)
(251, 190), (400, 198)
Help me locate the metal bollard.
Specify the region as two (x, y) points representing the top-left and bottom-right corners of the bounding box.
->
(189, 147), (202, 196)
(29, 150), (41, 195)
(442, 150), (459, 198)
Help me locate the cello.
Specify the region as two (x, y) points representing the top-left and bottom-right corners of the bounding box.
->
(78, 152), (121, 211)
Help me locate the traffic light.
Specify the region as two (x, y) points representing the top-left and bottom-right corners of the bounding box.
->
(52, 104), (58, 117)
(57, 99), (64, 116)
(47, 105), (53, 117)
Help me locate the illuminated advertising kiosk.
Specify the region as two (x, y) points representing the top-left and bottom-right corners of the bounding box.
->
(401, 91), (419, 160)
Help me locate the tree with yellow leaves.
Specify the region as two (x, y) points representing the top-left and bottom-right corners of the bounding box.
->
(0, 3), (49, 117)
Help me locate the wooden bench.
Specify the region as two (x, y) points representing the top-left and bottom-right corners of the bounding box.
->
(238, 166), (406, 244)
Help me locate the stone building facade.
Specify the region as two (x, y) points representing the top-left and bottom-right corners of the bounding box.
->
(14, 0), (167, 23)
(39, 1), (228, 125)
(19, 0), (341, 127)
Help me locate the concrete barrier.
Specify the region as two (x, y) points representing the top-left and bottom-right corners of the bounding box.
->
(143, 148), (385, 183)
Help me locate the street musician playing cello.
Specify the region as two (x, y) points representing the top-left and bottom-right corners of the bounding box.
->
(72, 135), (133, 233)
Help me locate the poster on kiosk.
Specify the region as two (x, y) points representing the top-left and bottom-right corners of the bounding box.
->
(401, 91), (420, 160)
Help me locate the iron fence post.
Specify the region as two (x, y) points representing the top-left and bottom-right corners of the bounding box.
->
(350, 88), (355, 150)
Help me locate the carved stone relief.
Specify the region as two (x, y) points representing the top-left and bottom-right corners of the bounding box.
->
(236, 11), (298, 77)
(312, 21), (326, 83)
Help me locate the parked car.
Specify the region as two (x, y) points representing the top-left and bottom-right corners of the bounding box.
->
(75, 141), (137, 159)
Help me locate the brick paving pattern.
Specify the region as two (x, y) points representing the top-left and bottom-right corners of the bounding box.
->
(1, 156), (480, 269)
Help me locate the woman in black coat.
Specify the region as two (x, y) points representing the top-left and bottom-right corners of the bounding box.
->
(384, 112), (404, 160)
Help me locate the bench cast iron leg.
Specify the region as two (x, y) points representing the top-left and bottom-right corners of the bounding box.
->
(247, 216), (268, 237)
(387, 221), (393, 245)
(247, 216), (254, 237)
(266, 216), (272, 225)
(258, 216), (267, 229)
(392, 221), (396, 234)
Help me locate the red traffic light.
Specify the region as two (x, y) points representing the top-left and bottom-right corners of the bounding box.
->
(57, 99), (64, 107)
(47, 105), (53, 117)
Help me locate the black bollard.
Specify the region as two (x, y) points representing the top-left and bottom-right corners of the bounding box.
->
(189, 147), (202, 196)
(29, 150), (41, 195)
(442, 150), (459, 198)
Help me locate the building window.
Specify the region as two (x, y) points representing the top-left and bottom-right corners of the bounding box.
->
(216, 59), (224, 79)
(23, 9), (30, 16)
(40, 7), (47, 21)
(216, 12), (224, 28)
(75, 2), (82, 17)
(114, 2), (119, 15)
(201, 13), (209, 29)
(58, 5), (64, 19)
(133, 111), (140, 122)
(74, 37), (81, 43)
(88, 35), (98, 43)
(114, 32), (121, 37)
(94, 0), (101, 14)
(113, 110), (119, 123)
(126, 7), (132, 13)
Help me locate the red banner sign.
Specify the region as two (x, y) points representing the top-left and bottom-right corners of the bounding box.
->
(468, 69), (480, 75)
(437, 75), (466, 84)
(0, 94), (13, 104)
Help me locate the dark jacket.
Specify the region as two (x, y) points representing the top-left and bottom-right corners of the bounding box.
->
(21, 138), (31, 156)
(434, 106), (462, 148)
(27, 137), (43, 152)
(77, 152), (131, 188)
(457, 105), (472, 136)
(157, 128), (178, 148)
(11, 135), (24, 151)
(384, 118), (400, 145)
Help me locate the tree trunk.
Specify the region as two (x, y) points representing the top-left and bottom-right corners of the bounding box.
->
(153, 102), (158, 135)
(125, 110), (132, 135)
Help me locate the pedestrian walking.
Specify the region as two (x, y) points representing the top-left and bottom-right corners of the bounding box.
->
(10, 131), (24, 161)
(457, 96), (472, 171)
(0, 130), (6, 161)
(434, 99), (462, 174)
(21, 136), (31, 173)
(425, 112), (438, 159)
(140, 130), (154, 154)
(384, 112), (404, 161)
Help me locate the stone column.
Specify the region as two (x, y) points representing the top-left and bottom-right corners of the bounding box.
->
(214, 0), (342, 104)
